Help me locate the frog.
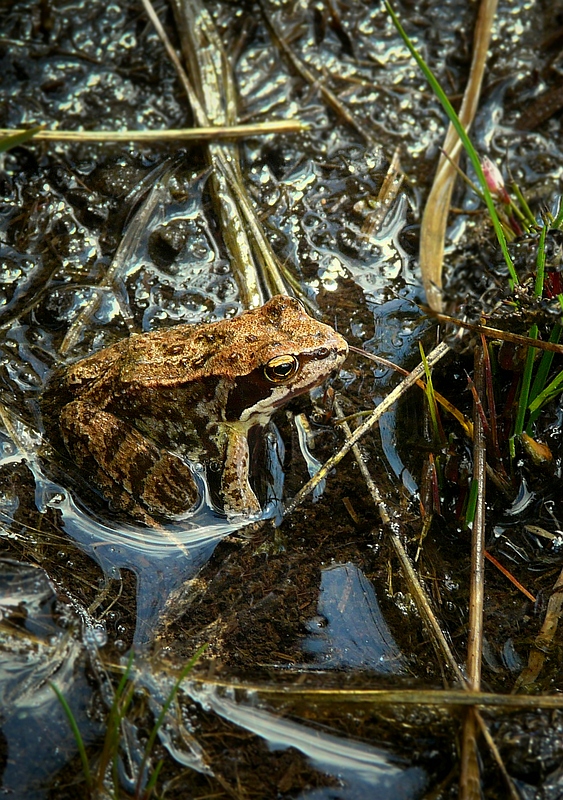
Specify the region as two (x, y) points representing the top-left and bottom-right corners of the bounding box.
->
(41, 295), (348, 524)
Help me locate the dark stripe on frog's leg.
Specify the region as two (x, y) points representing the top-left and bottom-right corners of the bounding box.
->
(60, 400), (198, 519)
(220, 426), (261, 518)
(60, 401), (160, 494)
(139, 452), (198, 516)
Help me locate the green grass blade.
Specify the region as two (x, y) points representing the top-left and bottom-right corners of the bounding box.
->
(0, 125), (45, 153)
(419, 343), (445, 447)
(528, 368), (563, 415)
(142, 759), (164, 799)
(384, 1), (518, 287)
(511, 182), (536, 227)
(97, 652), (136, 795)
(534, 225), (547, 298)
(465, 478), (479, 527)
(524, 228), (558, 430)
(514, 324), (538, 438)
(135, 644), (208, 797)
(552, 197), (563, 229)
(115, 650), (136, 698)
(50, 682), (92, 792)
(527, 324), (561, 421)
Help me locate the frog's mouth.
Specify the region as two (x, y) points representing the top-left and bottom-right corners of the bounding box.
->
(227, 344), (347, 425)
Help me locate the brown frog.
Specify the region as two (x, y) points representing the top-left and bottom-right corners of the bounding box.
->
(42, 295), (348, 523)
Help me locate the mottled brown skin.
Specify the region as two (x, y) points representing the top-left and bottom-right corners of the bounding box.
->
(42, 296), (348, 523)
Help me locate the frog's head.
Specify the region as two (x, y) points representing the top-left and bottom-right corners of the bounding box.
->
(224, 295), (348, 426)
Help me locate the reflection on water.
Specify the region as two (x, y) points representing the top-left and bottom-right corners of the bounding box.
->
(183, 681), (427, 800)
(59, 499), (237, 650)
(304, 563), (406, 673)
(32, 461), (248, 649)
(0, 411), (247, 652)
(0, 561), (99, 800)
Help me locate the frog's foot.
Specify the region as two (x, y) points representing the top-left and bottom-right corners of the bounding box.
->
(60, 400), (198, 519)
(221, 425), (261, 519)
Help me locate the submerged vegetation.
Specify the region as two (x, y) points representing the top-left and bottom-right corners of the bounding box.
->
(51, 647), (206, 799)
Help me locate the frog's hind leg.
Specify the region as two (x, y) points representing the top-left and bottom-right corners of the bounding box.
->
(60, 400), (198, 520)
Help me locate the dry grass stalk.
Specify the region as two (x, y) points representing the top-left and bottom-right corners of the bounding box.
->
(460, 347), (486, 800)
(514, 565), (563, 690)
(419, 0), (499, 311)
(166, 0), (295, 307)
(0, 121), (306, 142)
(187, 682), (563, 709)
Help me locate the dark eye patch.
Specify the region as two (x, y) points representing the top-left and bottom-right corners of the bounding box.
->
(225, 368), (275, 420)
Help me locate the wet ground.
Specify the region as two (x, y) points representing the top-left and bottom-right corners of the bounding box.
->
(2, 0), (563, 798)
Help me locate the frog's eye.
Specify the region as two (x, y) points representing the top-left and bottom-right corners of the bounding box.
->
(264, 355), (299, 383)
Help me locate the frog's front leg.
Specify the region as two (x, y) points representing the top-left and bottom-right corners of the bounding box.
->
(220, 425), (261, 519)
(59, 400), (199, 519)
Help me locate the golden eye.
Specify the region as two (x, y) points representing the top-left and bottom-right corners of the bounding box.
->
(264, 355), (299, 383)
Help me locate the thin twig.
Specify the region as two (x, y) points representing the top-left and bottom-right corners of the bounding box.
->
(284, 341), (452, 515)
(428, 309), (563, 355)
(485, 551), (536, 603)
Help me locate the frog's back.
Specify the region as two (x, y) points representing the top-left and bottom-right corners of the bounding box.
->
(113, 295), (343, 388)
